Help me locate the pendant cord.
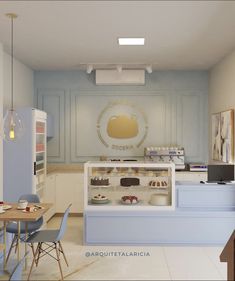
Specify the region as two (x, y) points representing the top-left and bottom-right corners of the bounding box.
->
(11, 16), (14, 111)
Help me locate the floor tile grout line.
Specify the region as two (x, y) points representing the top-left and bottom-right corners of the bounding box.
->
(202, 247), (226, 281)
(63, 259), (99, 280)
(162, 247), (173, 281)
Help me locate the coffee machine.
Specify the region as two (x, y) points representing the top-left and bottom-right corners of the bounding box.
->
(144, 146), (185, 170)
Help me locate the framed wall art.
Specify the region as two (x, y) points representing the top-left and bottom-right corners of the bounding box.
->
(212, 109), (234, 163)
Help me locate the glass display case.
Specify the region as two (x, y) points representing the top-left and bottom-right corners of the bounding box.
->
(84, 161), (175, 210)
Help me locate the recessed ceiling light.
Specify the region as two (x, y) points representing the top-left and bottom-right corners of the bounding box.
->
(118, 38), (145, 46)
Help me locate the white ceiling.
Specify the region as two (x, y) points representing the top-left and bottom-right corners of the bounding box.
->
(0, 1), (235, 71)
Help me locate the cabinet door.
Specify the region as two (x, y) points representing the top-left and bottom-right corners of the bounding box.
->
(45, 174), (56, 204)
(44, 174), (56, 221)
(55, 173), (83, 213)
(74, 174), (84, 213)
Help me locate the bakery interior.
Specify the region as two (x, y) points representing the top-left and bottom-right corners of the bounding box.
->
(0, 1), (235, 280)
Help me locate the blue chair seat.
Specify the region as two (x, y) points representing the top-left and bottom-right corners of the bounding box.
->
(6, 220), (43, 234)
(27, 230), (60, 243)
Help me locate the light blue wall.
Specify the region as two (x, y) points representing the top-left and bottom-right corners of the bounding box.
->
(34, 70), (208, 163)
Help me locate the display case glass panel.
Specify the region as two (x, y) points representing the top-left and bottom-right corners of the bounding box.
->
(84, 162), (175, 210)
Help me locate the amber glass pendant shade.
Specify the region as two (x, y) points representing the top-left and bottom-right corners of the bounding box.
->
(3, 13), (24, 142)
(3, 109), (23, 141)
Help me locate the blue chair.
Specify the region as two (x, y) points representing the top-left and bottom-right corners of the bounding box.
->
(26, 204), (71, 281)
(6, 194), (43, 265)
(9, 252), (28, 281)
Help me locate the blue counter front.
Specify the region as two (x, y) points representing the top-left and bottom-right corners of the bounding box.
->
(84, 182), (235, 245)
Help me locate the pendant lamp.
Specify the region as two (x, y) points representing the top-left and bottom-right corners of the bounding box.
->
(3, 13), (23, 141)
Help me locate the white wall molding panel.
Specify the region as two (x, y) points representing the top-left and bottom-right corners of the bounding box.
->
(35, 70), (208, 163)
(70, 91), (168, 162)
(37, 89), (65, 162)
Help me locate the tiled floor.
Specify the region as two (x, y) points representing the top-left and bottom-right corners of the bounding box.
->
(10, 217), (226, 280)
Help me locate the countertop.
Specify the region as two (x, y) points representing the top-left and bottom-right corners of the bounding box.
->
(47, 163), (207, 175)
(47, 164), (84, 174)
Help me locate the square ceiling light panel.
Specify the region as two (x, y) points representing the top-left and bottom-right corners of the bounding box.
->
(118, 38), (145, 46)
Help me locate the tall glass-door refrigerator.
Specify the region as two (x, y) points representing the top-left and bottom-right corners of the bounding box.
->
(4, 108), (47, 202)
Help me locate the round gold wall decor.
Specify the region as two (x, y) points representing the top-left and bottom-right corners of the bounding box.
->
(97, 100), (148, 150)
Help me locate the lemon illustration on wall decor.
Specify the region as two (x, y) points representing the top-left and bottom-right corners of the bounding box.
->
(106, 115), (139, 139)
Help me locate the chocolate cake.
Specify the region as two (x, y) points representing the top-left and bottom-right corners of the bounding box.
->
(120, 177), (140, 187)
(90, 177), (109, 186)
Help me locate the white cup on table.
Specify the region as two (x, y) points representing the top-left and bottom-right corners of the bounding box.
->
(18, 200), (28, 209)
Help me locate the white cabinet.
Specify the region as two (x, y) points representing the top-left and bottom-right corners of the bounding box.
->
(55, 173), (84, 213)
(44, 174), (56, 222)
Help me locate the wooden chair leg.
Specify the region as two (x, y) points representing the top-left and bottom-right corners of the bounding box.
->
(5, 235), (17, 266)
(27, 243), (40, 281)
(55, 242), (64, 281)
(36, 242), (42, 267)
(14, 236), (18, 254)
(30, 243), (38, 266)
(58, 241), (69, 267)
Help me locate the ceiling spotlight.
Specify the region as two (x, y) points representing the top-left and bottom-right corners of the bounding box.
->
(86, 64), (93, 74)
(117, 65), (122, 73)
(146, 65), (152, 74)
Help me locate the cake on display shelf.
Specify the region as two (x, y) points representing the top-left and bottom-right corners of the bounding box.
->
(149, 180), (168, 188)
(90, 177), (109, 186)
(91, 194), (109, 204)
(120, 178), (140, 187)
(149, 193), (169, 206)
(121, 195), (139, 205)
